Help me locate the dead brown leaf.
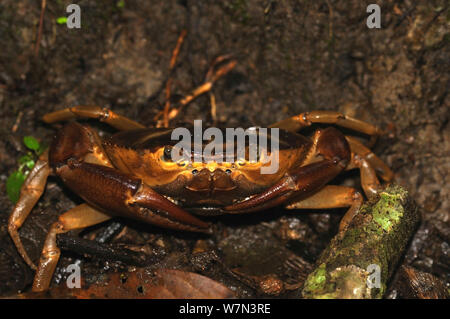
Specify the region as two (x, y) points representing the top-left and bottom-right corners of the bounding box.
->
(10, 269), (235, 299)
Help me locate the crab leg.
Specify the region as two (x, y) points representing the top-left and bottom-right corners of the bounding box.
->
(42, 106), (146, 131)
(270, 110), (382, 147)
(345, 135), (394, 182)
(8, 149), (50, 270)
(285, 185), (363, 231)
(32, 204), (111, 292)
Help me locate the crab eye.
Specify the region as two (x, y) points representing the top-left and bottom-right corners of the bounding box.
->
(163, 146), (173, 162)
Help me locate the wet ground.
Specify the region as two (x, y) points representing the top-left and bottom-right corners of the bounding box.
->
(0, 0), (448, 298)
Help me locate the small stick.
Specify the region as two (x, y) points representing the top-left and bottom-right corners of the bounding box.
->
(325, 0), (333, 40)
(12, 111), (24, 133)
(163, 30), (187, 128)
(209, 92), (217, 123)
(167, 58), (236, 122)
(35, 0), (47, 57)
(154, 57), (236, 123)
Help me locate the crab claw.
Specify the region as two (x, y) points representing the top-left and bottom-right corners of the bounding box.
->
(130, 184), (212, 234)
(56, 159), (211, 234)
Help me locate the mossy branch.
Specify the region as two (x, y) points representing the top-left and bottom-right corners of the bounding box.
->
(302, 184), (420, 299)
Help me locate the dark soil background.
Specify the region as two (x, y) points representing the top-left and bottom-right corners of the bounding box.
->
(0, 0), (448, 298)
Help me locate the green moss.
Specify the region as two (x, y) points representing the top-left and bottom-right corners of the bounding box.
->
(303, 263), (326, 291)
(372, 190), (406, 232)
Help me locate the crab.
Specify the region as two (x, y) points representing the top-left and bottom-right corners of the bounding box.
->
(8, 106), (393, 292)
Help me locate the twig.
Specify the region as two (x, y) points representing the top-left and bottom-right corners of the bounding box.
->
(35, 0), (47, 57)
(167, 57), (236, 122)
(155, 55), (236, 124)
(12, 111), (24, 133)
(209, 92), (217, 123)
(325, 0), (333, 40)
(163, 30), (187, 128)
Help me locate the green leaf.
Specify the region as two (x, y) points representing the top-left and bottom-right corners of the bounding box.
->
(18, 154), (35, 170)
(117, 0), (125, 8)
(56, 16), (68, 25)
(23, 136), (40, 151)
(6, 171), (26, 203)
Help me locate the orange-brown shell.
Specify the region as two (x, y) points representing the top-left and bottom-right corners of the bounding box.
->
(102, 127), (312, 211)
